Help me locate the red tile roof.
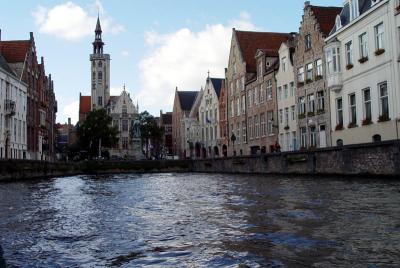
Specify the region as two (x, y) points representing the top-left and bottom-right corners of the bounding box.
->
(235, 30), (291, 73)
(79, 95), (91, 114)
(309, 6), (342, 36)
(0, 40), (31, 63)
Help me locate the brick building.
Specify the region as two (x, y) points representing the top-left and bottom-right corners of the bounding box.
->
(159, 110), (173, 156)
(294, 2), (341, 149)
(218, 77), (228, 157)
(226, 29), (291, 156)
(0, 31), (57, 160)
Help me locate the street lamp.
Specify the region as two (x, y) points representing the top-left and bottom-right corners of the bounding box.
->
(230, 133), (236, 156)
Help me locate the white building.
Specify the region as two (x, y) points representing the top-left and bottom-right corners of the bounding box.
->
(325, 0), (400, 145)
(182, 89), (203, 159)
(109, 87), (140, 159)
(276, 40), (298, 151)
(0, 55), (27, 159)
(198, 76), (224, 158)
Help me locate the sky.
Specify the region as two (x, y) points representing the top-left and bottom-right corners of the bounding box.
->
(0, 0), (343, 124)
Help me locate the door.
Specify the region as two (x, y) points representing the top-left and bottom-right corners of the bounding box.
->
(319, 125), (326, 148)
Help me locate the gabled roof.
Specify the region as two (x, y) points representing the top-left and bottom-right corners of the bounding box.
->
(309, 5), (342, 36)
(210, 78), (224, 98)
(177, 91), (198, 111)
(0, 40), (31, 63)
(79, 95), (91, 114)
(0, 55), (16, 76)
(235, 30), (291, 73)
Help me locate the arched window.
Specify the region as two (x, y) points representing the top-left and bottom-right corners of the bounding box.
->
(372, 134), (381, 142)
(98, 61), (102, 67)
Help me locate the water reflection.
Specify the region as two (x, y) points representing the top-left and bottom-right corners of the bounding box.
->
(0, 174), (399, 267)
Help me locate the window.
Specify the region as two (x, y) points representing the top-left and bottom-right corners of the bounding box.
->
(255, 87), (259, 105)
(284, 85), (288, 99)
(335, 15), (342, 30)
(291, 106), (296, 121)
(336, 98), (343, 126)
(379, 82), (389, 118)
(345, 41), (353, 65)
(317, 91), (325, 111)
(299, 96), (306, 115)
(248, 117), (253, 139)
(279, 109), (283, 124)
(266, 80), (273, 100)
(122, 137), (128, 149)
(316, 59), (323, 77)
(98, 96), (103, 106)
(259, 84), (264, 103)
(310, 127), (317, 148)
(284, 108), (289, 126)
(260, 113), (266, 136)
(236, 80), (240, 94)
(252, 88), (256, 106)
(281, 57), (287, 72)
(363, 88), (371, 121)
(290, 82), (295, 97)
(122, 106), (127, 115)
(230, 100), (234, 117)
(255, 115), (260, 138)
(349, 93), (357, 125)
(248, 91), (252, 108)
(300, 127), (307, 148)
(242, 121), (247, 142)
(350, 0), (359, 20)
(359, 33), (368, 59)
(278, 87), (282, 101)
(241, 77), (245, 91)
(305, 34), (312, 50)
(230, 82), (233, 96)
(98, 61), (102, 67)
(236, 98), (240, 116)
(297, 67), (304, 83)
(307, 94), (315, 114)
(306, 63), (313, 81)
(375, 23), (384, 50)
(98, 71), (103, 80)
(267, 111), (273, 134)
(241, 95), (246, 114)
(122, 120), (128, 131)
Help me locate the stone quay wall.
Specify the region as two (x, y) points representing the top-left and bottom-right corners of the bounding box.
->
(0, 141), (399, 181)
(191, 140), (400, 177)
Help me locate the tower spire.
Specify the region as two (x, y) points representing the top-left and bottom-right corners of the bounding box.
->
(93, 15), (104, 54)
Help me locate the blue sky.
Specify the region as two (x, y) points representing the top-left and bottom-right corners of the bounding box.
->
(0, 0), (342, 124)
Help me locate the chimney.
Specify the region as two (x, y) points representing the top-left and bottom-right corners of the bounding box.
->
(68, 117), (71, 126)
(0, 29), (2, 41)
(41, 56), (44, 64)
(304, 1), (310, 8)
(30, 32), (34, 41)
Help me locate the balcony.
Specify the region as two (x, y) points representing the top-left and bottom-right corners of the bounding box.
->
(4, 99), (16, 116)
(327, 72), (343, 93)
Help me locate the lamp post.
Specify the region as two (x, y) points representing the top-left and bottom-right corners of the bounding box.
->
(230, 133), (236, 156)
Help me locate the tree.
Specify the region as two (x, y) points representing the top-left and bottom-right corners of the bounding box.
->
(137, 111), (164, 159)
(78, 109), (119, 157)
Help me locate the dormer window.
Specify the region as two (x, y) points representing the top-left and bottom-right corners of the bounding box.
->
(281, 57), (287, 72)
(305, 34), (312, 50)
(335, 15), (342, 30)
(350, 0), (359, 21)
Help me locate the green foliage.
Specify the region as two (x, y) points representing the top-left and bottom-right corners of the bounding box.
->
(78, 109), (119, 155)
(137, 111), (164, 158)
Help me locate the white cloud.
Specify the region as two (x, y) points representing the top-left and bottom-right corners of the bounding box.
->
(32, 1), (124, 41)
(62, 100), (79, 124)
(136, 12), (258, 114)
(121, 50), (130, 57)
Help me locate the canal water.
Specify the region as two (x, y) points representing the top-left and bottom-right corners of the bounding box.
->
(0, 173), (399, 267)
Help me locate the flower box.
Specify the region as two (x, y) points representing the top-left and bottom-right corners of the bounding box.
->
(335, 124), (343, 131)
(316, 109), (325, 115)
(307, 112), (315, 117)
(346, 64), (354, 70)
(284, 125), (290, 130)
(362, 118), (372, 126)
(297, 82), (304, 87)
(358, 57), (368, 64)
(375, 48), (385, 56)
(315, 75), (323, 81)
(347, 122), (357, 128)
(306, 79), (313, 84)
(378, 114), (390, 122)
(298, 114), (306, 119)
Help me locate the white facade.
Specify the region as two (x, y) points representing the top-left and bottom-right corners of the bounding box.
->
(276, 42), (298, 151)
(109, 89), (140, 158)
(182, 90), (203, 159)
(0, 61), (27, 159)
(198, 77), (223, 157)
(326, 0), (400, 145)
